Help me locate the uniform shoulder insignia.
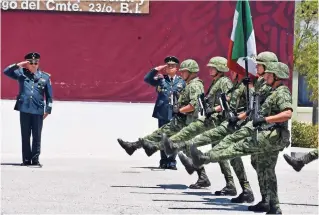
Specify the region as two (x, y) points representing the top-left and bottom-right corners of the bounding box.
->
(42, 71), (51, 77)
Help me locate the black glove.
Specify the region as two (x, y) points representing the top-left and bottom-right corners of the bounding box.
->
(245, 109), (252, 116)
(242, 77), (251, 86)
(253, 117), (266, 127)
(228, 115), (239, 125)
(205, 107), (215, 117)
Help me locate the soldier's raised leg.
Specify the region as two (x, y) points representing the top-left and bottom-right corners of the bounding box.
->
(117, 115), (185, 156)
(283, 149), (318, 172)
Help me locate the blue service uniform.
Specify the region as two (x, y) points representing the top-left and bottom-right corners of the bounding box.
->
(3, 63), (53, 165)
(144, 68), (186, 166)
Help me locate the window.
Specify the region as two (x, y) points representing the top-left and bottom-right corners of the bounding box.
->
(298, 74), (313, 107)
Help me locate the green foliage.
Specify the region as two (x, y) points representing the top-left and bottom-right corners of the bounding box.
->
(292, 120), (318, 148)
(294, 0), (318, 101)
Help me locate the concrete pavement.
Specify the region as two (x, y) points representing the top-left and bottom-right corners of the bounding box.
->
(1, 100), (318, 214)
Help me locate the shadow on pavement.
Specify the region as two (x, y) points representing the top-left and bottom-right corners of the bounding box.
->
(182, 191), (214, 196)
(280, 202), (319, 207)
(111, 184), (188, 190)
(130, 191), (184, 195)
(168, 205), (249, 212)
(131, 166), (169, 171)
(152, 197), (246, 207)
(1, 162), (22, 166)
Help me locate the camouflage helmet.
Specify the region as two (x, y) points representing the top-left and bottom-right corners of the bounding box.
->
(179, 59), (199, 73)
(255, 51), (278, 65)
(207, 56), (229, 72)
(265, 62), (289, 79)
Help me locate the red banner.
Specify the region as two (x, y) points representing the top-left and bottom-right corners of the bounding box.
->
(1, 1), (295, 103)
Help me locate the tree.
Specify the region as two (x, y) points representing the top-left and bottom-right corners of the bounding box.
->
(293, 0), (318, 125)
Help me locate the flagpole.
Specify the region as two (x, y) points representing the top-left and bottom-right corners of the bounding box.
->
(242, 0), (250, 110)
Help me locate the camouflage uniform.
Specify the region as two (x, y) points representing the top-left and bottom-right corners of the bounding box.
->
(169, 80), (255, 202)
(167, 57), (235, 189)
(284, 149), (318, 172)
(117, 59), (204, 156)
(191, 62), (292, 214)
(249, 52), (278, 212)
(169, 57), (233, 143)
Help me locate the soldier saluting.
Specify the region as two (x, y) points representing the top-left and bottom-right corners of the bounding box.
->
(3, 52), (53, 167)
(142, 56), (186, 169)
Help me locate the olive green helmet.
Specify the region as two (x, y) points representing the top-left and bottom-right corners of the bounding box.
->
(207, 56), (229, 72)
(255, 51), (278, 65)
(179, 59), (199, 73)
(265, 62), (290, 79)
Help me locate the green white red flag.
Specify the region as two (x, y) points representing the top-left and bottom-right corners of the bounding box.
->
(227, 0), (257, 76)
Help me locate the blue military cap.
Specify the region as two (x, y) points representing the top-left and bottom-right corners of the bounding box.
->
(164, 56), (179, 65)
(24, 52), (41, 60)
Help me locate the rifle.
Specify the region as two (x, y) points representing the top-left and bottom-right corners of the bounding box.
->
(172, 91), (180, 126)
(219, 92), (238, 129)
(248, 92), (255, 120)
(198, 93), (207, 117)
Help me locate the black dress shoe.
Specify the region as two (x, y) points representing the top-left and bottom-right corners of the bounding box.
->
(166, 160), (177, 170)
(31, 161), (43, 167)
(21, 161), (31, 166)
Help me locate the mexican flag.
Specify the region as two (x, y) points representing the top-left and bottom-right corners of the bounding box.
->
(227, 0), (257, 76)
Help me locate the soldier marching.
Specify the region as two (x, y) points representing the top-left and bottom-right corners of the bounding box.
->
(117, 52), (296, 214)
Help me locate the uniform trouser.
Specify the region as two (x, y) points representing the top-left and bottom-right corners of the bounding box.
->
(307, 149), (318, 162)
(206, 125), (289, 208)
(144, 117), (187, 145)
(251, 151), (279, 204)
(168, 117), (237, 182)
(158, 119), (177, 162)
(180, 121), (248, 183)
(20, 112), (43, 163)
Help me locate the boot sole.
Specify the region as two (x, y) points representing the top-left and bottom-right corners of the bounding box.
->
(215, 191), (237, 196)
(143, 147), (157, 157)
(162, 134), (176, 157)
(117, 139), (135, 156)
(189, 183), (211, 189)
(231, 197), (255, 203)
(283, 154), (303, 172)
(178, 154), (195, 175)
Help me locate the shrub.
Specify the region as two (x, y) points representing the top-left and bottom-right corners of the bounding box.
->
(291, 120), (318, 148)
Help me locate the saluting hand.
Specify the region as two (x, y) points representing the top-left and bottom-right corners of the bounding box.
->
(17, 61), (30, 68)
(155, 65), (167, 71)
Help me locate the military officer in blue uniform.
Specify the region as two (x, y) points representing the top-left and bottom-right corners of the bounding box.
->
(143, 56), (186, 169)
(3, 52), (53, 167)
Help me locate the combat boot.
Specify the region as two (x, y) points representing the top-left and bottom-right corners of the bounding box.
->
(283, 154), (304, 171)
(141, 139), (159, 157)
(231, 181), (254, 203)
(178, 152), (196, 174)
(117, 138), (142, 155)
(162, 133), (185, 156)
(215, 177), (237, 196)
(190, 144), (210, 167)
(248, 197), (270, 212)
(189, 167), (211, 189)
(266, 206), (282, 214)
(283, 152), (317, 172)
